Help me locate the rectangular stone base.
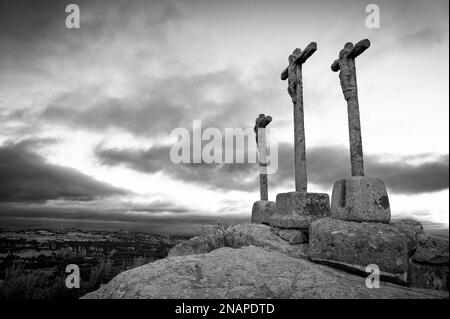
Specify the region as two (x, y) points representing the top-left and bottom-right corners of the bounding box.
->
(251, 200), (276, 225)
(268, 192), (330, 229)
(308, 217), (409, 284)
(331, 176), (391, 223)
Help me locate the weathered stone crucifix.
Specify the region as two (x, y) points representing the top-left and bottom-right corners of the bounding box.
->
(331, 39), (370, 177)
(267, 42), (329, 232)
(254, 114), (272, 201)
(251, 114), (276, 225)
(280, 42), (317, 193)
(329, 39), (391, 224)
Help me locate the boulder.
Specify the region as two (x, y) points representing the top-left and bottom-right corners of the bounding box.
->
(412, 235), (449, 264)
(251, 200), (276, 225)
(391, 219), (424, 255)
(331, 176), (390, 223)
(272, 227), (308, 244)
(82, 245), (448, 299)
(308, 217), (409, 283)
(269, 192), (330, 229)
(391, 231), (449, 291)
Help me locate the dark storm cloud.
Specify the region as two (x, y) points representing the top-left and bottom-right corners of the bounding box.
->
(0, 204), (248, 235)
(274, 144), (449, 194)
(96, 142), (449, 195)
(0, 0), (83, 72)
(366, 154), (449, 194)
(0, 205), (240, 224)
(0, 0), (182, 56)
(0, 139), (129, 202)
(38, 68), (279, 137)
(0, 0), (65, 40)
(1, 0), (283, 140)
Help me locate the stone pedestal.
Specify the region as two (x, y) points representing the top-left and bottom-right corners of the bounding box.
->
(308, 217), (409, 284)
(268, 192), (330, 229)
(251, 200), (276, 225)
(331, 176), (391, 223)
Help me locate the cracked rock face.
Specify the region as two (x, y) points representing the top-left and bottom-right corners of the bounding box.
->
(272, 227), (309, 244)
(391, 219), (424, 254)
(82, 245), (447, 299)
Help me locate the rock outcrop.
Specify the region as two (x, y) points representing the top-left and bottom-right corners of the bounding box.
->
(408, 234), (449, 291)
(82, 223), (448, 299)
(391, 219), (424, 254)
(168, 224), (308, 259)
(391, 219), (449, 291)
(83, 245), (447, 299)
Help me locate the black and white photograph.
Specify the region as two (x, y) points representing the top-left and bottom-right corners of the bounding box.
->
(0, 0), (448, 307)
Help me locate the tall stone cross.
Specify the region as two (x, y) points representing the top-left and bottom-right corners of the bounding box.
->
(280, 42), (317, 193)
(254, 114), (272, 201)
(331, 39), (371, 177)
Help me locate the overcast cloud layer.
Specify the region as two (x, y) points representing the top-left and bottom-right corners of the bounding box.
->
(95, 143), (449, 195)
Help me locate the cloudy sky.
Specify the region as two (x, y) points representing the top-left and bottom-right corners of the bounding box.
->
(0, 0), (448, 235)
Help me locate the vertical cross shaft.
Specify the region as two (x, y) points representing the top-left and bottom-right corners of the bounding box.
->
(254, 114), (272, 201)
(281, 42), (317, 193)
(258, 127), (268, 200)
(331, 39), (370, 177)
(346, 69), (364, 177)
(292, 61), (307, 193)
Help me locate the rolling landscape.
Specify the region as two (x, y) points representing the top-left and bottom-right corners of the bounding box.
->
(0, 227), (189, 299)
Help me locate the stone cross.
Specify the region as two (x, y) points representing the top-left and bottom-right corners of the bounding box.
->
(280, 42), (317, 193)
(331, 39), (370, 177)
(254, 114), (272, 201)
